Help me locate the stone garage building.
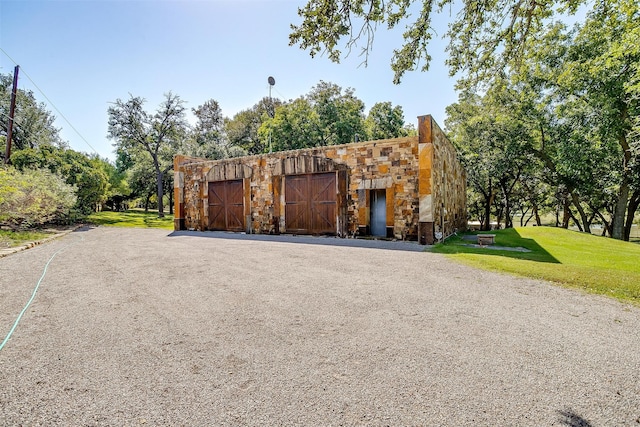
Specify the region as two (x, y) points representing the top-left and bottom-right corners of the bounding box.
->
(174, 115), (466, 244)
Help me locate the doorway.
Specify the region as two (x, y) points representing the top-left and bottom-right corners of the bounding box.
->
(370, 189), (386, 237)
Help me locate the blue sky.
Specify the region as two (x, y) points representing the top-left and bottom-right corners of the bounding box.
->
(0, 0), (457, 161)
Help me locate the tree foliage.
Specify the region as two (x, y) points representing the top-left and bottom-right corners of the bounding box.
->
(1, 73), (63, 154)
(226, 97), (283, 155)
(446, 85), (534, 230)
(307, 81), (367, 145)
(108, 93), (187, 217)
(365, 101), (409, 140)
(11, 145), (113, 215)
(289, 0), (585, 84)
(180, 99), (248, 160)
(447, 0), (639, 240)
(258, 81), (389, 151)
(259, 97), (321, 152)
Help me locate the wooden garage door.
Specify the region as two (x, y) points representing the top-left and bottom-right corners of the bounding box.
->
(208, 180), (244, 231)
(285, 173), (336, 234)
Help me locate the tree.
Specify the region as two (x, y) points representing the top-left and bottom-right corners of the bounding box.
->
(226, 97), (283, 154)
(107, 93), (187, 217)
(289, 0), (586, 84)
(259, 97), (321, 151)
(1, 73), (63, 154)
(188, 99), (226, 159)
(126, 152), (158, 212)
(258, 81), (367, 151)
(443, 0), (638, 240)
(101, 160), (130, 211)
(445, 85), (533, 230)
(308, 81), (366, 145)
(11, 145), (111, 214)
(365, 102), (408, 140)
(519, 0), (640, 240)
(180, 99), (248, 160)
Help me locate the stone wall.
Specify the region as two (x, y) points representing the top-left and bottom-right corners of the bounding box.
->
(431, 119), (467, 240)
(175, 115), (466, 244)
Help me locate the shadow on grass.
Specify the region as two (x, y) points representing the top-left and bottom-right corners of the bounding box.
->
(433, 228), (560, 264)
(88, 217), (123, 226)
(144, 215), (173, 225)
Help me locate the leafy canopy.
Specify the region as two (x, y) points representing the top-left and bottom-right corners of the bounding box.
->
(290, 0), (585, 84)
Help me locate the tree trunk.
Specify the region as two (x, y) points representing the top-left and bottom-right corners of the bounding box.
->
(623, 190), (639, 241)
(156, 169), (165, 218)
(594, 209), (612, 237)
(504, 195), (512, 228)
(569, 210), (583, 232)
(561, 196), (571, 229)
(571, 192), (591, 234)
(520, 205), (531, 227)
(534, 205), (542, 226)
(483, 192), (493, 231)
(611, 179), (629, 240)
(144, 192), (152, 212)
(524, 210), (535, 227)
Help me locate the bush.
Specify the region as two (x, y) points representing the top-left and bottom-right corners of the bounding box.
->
(0, 166), (77, 228)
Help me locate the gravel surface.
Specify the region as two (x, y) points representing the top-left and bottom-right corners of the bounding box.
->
(1, 226), (639, 426)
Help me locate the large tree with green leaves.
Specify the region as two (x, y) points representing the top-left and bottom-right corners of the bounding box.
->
(11, 145), (111, 214)
(289, 0), (585, 84)
(258, 97), (321, 152)
(446, 86), (535, 230)
(365, 101), (409, 140)
(180, 99), (247, 160)
(1, 73), (63, 155)
(226, 97), (283, 155)
(519, 0), (640, 240)
(186, 99), (226, 159)
(107, 93), (187, 218)
(258, 81), (366, 151)
(446, 0), (639, 240)
(308, 81), (366, 145)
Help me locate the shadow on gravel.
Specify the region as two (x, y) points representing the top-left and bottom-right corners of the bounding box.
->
(168, 230), (426, 252)
(558, 409), (593, 427)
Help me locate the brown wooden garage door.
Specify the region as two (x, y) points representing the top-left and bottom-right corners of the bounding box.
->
(208, 180), (244, 231)
(285, 173), (336, 234)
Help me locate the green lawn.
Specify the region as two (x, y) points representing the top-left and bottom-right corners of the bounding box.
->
(0, 229), (52, 248)
(432, 227), (640, 306)
(87, 210), (174, 230)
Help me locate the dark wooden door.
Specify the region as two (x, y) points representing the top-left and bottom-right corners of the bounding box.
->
(208, 180), (244, 231)
(285, 173), (336, 234)
(285, 175), (310, 232)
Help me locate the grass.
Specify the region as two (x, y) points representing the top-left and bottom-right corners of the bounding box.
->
(87, 209), (174, 230)
(0, 229), (53, 248)
(431, 227), (640, 306)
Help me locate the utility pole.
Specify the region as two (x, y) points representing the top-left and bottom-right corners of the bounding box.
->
(268, 76), (275, 153)
(4, 65), (19, 165)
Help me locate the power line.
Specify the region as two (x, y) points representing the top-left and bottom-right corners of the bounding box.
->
(272, 86), (288, 101)
(0, 47), (100, 155)
(0, 109), (22, 127)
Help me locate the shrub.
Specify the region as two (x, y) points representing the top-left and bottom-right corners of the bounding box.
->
(0, 166), (77, 228)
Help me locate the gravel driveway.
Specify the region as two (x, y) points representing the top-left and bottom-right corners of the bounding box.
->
(1, 227), (639, 426)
